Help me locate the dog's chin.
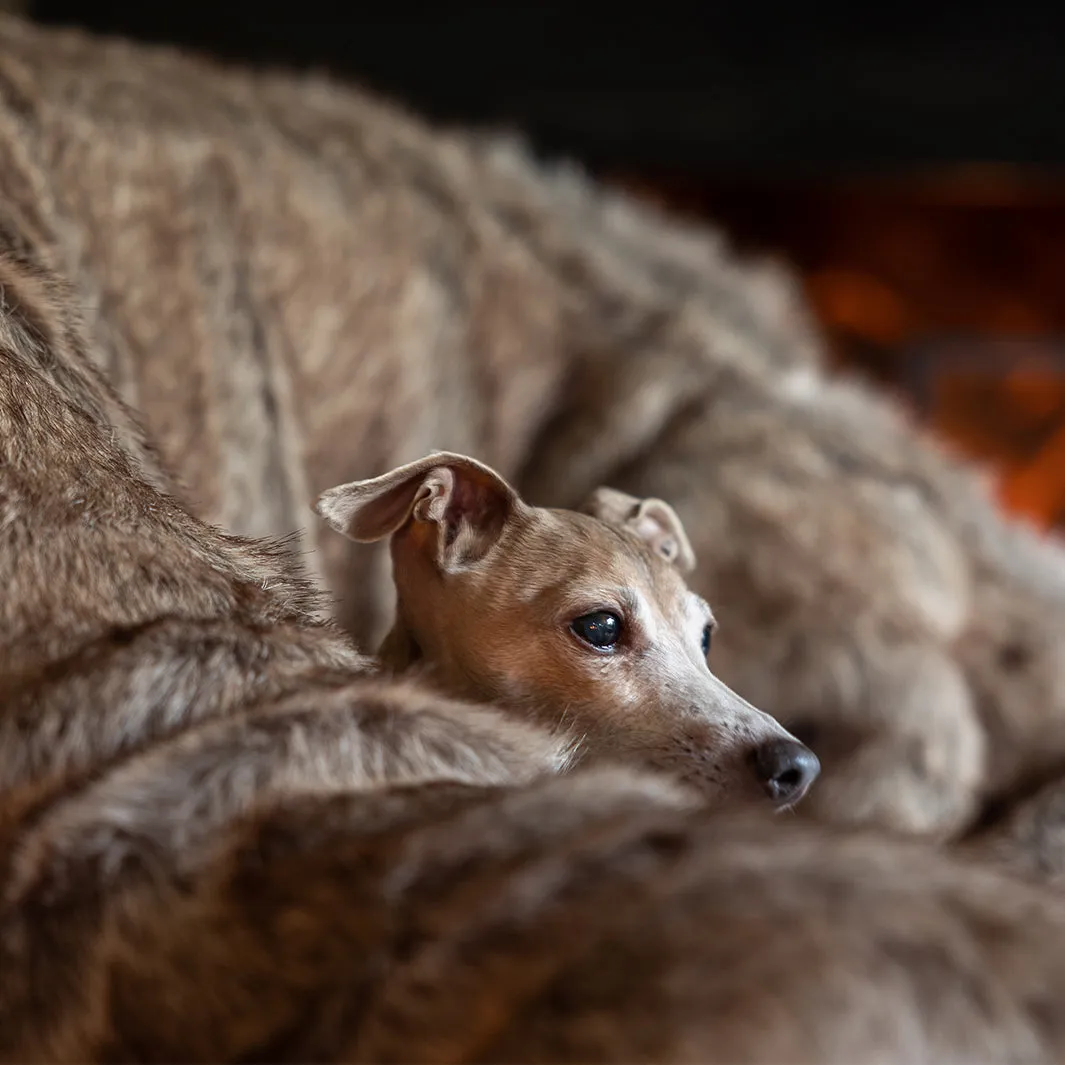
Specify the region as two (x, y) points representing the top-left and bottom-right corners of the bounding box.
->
(665, 762), (810, 817)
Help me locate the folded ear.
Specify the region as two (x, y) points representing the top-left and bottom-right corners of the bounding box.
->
(314, 452), (520, 570)
(580, 486), (696, 573)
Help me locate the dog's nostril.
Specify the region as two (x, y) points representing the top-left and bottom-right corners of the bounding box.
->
(750, 738), (821, 807)
(774, 767), (803, 791)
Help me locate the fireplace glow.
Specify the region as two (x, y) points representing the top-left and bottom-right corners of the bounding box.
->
(614, 168), (1065, 529)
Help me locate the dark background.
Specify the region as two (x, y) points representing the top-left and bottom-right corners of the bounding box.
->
(28, 2), (1065, 176)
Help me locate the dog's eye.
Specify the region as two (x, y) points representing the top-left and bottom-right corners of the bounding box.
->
(701, 624), (713, 658)
(571, 611), (622, 651)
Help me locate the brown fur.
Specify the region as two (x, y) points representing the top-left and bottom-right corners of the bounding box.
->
(3, 234), (1063, 1063)
(1, 14), (1065, 1060)
(3, 341), (1065, 1057)
(3, 15), (1060, 843)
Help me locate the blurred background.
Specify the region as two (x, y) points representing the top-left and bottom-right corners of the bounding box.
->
(14, 2), (1065, 528)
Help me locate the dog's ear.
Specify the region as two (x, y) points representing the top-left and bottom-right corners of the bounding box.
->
(580, 486), (696, 573)
(314, 452), (520, 570)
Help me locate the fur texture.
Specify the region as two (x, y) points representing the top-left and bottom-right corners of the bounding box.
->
(4, 183), (1065, 1065)
(2, 16), (1060, 843)
(2, 15), (1065, 1059)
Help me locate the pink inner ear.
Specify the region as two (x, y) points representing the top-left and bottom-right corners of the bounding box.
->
(448, 474), (500, 530)
(436, 469), (513, 564)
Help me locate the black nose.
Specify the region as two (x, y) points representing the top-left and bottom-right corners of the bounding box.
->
(750, 739), (820, 807)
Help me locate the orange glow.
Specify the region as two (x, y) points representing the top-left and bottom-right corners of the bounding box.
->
(613, 170), (1065, 528)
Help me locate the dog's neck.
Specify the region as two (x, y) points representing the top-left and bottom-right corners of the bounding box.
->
(376, 608), (509, 714)
(378, 615), (422, 672)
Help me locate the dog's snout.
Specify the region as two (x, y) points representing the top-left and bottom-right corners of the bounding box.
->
(750, 738), (820, 807)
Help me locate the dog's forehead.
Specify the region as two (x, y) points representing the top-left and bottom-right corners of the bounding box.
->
(540, 507), (645, 556)
(534, 508), (687, 587)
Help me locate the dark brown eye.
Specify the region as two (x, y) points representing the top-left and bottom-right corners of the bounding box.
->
(571, 611), (622, 651)
(701, 624), (713, 658)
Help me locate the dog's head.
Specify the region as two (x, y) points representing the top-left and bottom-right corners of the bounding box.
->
(315, 452), (819, 809)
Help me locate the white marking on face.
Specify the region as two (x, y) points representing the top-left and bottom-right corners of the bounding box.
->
(627, 587), (659, 650)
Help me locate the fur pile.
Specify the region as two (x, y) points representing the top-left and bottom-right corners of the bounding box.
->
(1, 15), (1065, 1059)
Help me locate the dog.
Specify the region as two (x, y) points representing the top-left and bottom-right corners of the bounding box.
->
(315, 451), (820, 808)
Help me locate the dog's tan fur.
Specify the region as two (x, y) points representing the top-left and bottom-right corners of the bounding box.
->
(3, 13), (1065, 1059)
(315, 452), (820, 807)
